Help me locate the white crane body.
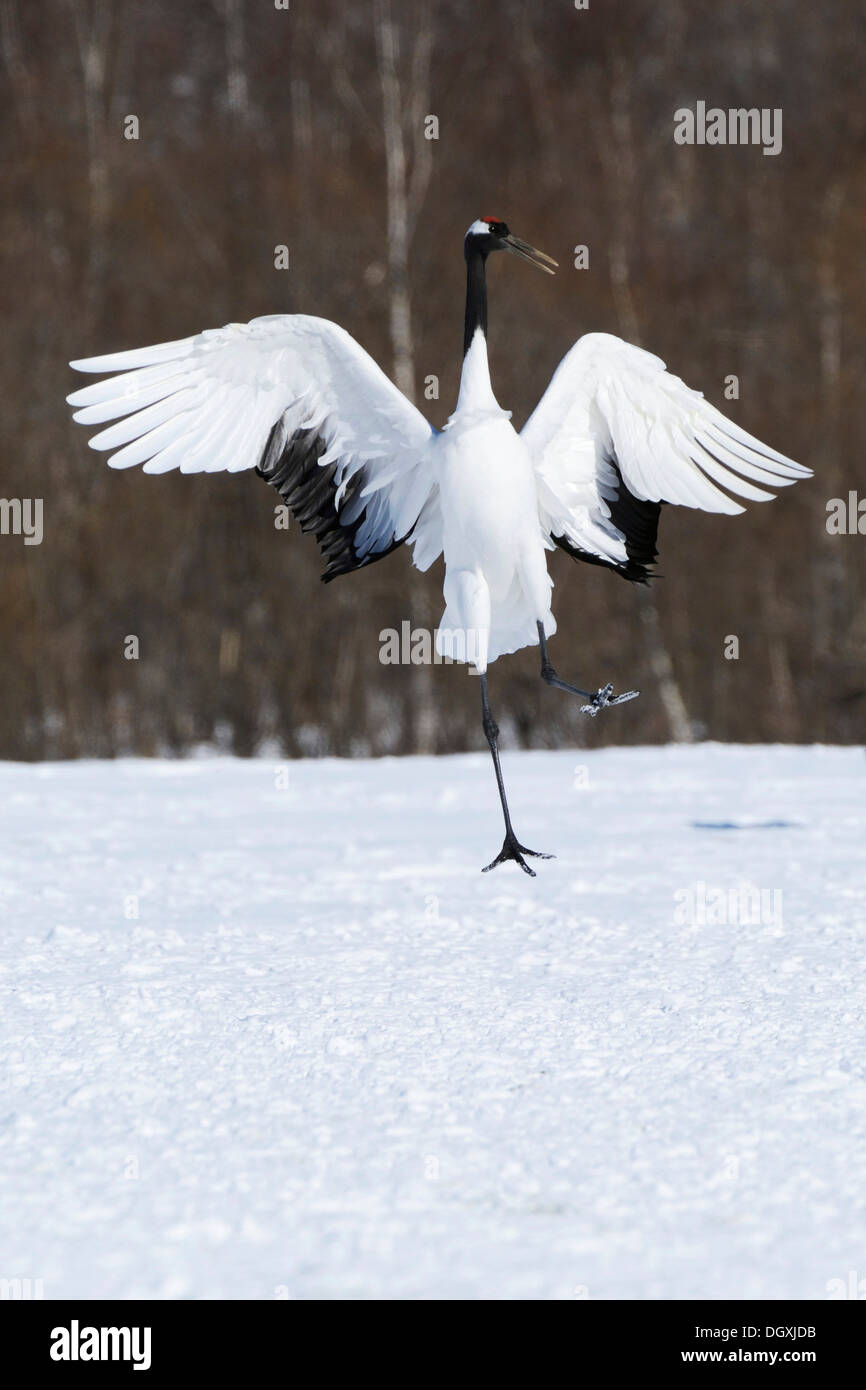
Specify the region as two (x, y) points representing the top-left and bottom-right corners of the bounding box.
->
(436, 330), (555, 671)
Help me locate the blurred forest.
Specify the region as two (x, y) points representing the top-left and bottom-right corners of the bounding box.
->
(1, 0), (865, 760)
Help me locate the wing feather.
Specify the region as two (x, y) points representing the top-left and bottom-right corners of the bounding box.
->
(522, 331), (811, 580)
(67, 315), (441, 578)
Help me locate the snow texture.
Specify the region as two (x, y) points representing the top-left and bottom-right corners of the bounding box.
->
(1, 743), (864, 1300)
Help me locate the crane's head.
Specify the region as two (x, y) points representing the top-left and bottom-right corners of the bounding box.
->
(464, 217), (557, 274)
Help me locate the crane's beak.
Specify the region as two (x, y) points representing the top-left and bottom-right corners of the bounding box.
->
(502, 234), (558, 275)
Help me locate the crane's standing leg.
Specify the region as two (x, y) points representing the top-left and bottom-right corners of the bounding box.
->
(480, 672), (553, 876)
(536, 621), (639, 716)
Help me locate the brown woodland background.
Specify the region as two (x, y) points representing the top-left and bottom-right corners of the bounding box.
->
(1, 0), (865, 760)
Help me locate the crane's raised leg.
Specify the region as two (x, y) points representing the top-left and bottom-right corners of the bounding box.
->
(480, 672), (553, 876)
(536, 622), (639, 717)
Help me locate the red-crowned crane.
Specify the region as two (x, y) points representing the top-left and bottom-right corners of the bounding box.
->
(67, 216), (811, 875)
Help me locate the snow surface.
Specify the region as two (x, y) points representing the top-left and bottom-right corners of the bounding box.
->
(1, 743), (865, 1301)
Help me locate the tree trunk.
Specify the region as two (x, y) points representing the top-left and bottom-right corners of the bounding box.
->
(375, 0), (437, 753)
(814, 179), (847, 666)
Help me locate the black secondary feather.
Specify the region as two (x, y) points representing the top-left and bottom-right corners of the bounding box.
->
(554, 458), (661, 584)
(256, 420), (404, 583)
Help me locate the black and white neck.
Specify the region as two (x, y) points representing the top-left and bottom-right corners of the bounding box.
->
(457, 220), (502, 413)
(463, 221), (492, 355)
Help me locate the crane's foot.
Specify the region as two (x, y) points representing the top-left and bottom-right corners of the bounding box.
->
(483, 834), (554, 877)
(580, 684), (640, 717)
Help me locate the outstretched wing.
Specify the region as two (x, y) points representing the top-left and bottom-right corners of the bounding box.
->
(522, 332), (811, 582)
(67, 314), (441, 581)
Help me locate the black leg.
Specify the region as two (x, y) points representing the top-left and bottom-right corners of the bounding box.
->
(480, 672), (553, 876)
(537, 622), (639, 716)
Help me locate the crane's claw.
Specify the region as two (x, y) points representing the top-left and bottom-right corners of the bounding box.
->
(483, 835), (555, 876)
(580, 684), (640, 717)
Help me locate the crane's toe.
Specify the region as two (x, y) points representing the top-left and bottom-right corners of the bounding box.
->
(482, 835), (554, 876)
(580, 684), (640, 717)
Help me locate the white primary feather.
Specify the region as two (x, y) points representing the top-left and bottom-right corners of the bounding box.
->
(68, 314), (441, 567)
(522, 332), (811, 567)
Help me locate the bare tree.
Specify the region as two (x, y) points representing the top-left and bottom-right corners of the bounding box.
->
(0, 0), (36, 136)
(374, 0), (434, 401)
(68, 0), (117, 328)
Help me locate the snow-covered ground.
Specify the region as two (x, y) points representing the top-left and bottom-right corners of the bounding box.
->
(1, 743), (864, 1300)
